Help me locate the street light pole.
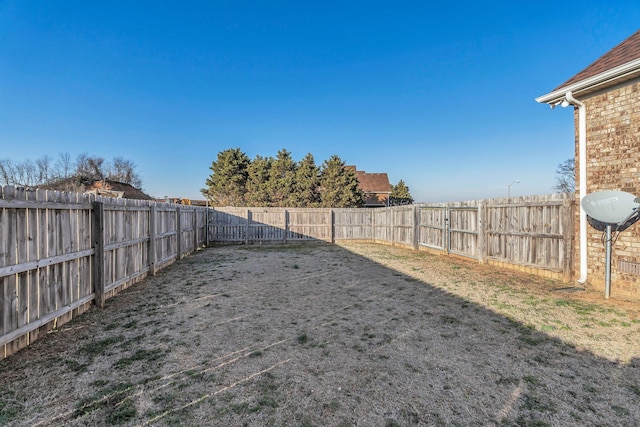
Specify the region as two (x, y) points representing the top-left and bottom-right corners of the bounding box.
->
(508, 180), (520, 198)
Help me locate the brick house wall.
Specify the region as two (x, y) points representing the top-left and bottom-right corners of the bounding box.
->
(537, 30), (640, 299)
(577, 79), (640, 297)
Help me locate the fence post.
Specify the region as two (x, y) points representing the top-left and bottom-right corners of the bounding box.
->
(391, 208), (396, 245)
(444, 203), (450, 254)
(91, 201), (106, 309)
(193, 209), (198, 251)
(284, 209), (289, 243)
(413, 205), (419, 250)
(370, 209), (375, 242)
(205, 207), (210, 246)
(245, 209), (251, 245)
(477, 202), (486, 264)
(176, 206), (182, 260)
(330, 210), (335, 243)
(149, 204), (157, 276)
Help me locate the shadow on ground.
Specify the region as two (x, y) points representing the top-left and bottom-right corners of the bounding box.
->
(0, 242), (639, 426)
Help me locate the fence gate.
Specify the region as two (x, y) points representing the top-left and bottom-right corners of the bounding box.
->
(447, 206), (480, 260)
(419, 205), (480, 259)
(418, 206), (447, 251)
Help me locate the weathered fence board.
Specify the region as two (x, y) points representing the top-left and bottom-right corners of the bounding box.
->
(334, 209), (372, 240)
(209, 208), (247, 242)
(213, 197), (574, 274)
(286, 209), (332, 241)
(212, 208), (335, 242)
(448, 206), (479, 259)
(1, 188), (98, 355)
(393, 206), (416, 247)
(418, 205), (446, 251)
(484, 195), (571, 272)
(0, 187), (208, 359)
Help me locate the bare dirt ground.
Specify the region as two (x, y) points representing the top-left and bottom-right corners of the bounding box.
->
(1, 242), (640, 427)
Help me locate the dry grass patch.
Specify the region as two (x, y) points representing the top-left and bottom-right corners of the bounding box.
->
(0, 242), (639, 426)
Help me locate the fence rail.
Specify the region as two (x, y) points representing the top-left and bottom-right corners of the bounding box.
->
(1, 186), (575, 359)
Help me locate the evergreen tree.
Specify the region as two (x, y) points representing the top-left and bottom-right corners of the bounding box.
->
(202, 148), (250, 206)
(319, 155), (364, 208)
(267, 149), (297, 207)
(390, 180), (414, 205)
(245, 155), (273, 207)
(293, 153), (320, 207)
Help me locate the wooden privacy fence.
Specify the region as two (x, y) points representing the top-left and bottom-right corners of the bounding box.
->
(0, 186), (209, 358)
(2, 187), (574, 359)
(212, 193), (575, 279)
(415, 194), (575, 278)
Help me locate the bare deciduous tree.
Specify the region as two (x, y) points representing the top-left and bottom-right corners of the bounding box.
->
(54, 152), (73, 180)
(107, 157), (143, 188)
(36, 155), (53, 184)
(554, 158), (575, 194)
(0, 159), (13, 185)
(0, 158), (40, 187)
(75, 153), (105, 181)
(0, 152), (144, 192)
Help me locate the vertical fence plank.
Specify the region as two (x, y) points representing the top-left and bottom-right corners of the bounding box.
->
(176, 206), (182, 260)
(92, 201), (105, 309)
(245, 210), (250, 245)
(115, 199), (125, 291)
(0, 186), (8, 357)
(193, 209), (198, 251)
(2, 187), (18, 356)
(149, 205), (157, 276)
(36, 190), (50, 336)
(205, 208), (210, 246)
(124, 200), (133, 282)
(15, 187), (28, 349)
(478, 203), (485, 263)
(283, 210), (289, 244)
(26, 189), (38, 343)
(48, 192), (59, 317)
(412, 205), (419, 250)
(330, 210), (335, 243)
(79, 193), (93, 306)
(60, 192), (71, 314)
(68, 191), (79, 311)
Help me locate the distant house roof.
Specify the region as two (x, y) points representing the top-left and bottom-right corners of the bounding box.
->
(354, 170), (393, 194)
(85, 180), (154, 200)
(536, 30), (640, 104)
(40, 178), (153, 200)
(345, 166), (393, 207)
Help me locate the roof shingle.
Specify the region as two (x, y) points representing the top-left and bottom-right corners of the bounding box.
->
(355, 170), (392, 193)
(554, 29), (640, 92)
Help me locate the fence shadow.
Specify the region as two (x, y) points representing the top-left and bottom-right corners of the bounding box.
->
(0, 242), (637, 426)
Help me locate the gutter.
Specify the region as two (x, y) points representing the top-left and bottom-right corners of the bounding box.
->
(535, 58), (640, 105)
(562, 92), (588, 284)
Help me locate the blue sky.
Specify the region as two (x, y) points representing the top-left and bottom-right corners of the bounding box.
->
(1, 1), (639, 202)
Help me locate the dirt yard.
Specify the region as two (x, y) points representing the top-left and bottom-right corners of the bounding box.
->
(1, 243), (639, 426)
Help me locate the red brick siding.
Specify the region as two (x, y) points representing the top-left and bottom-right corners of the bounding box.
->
(577, 80), (640, 297)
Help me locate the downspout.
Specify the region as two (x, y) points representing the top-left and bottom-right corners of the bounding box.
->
(563, 91), (588, 284)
